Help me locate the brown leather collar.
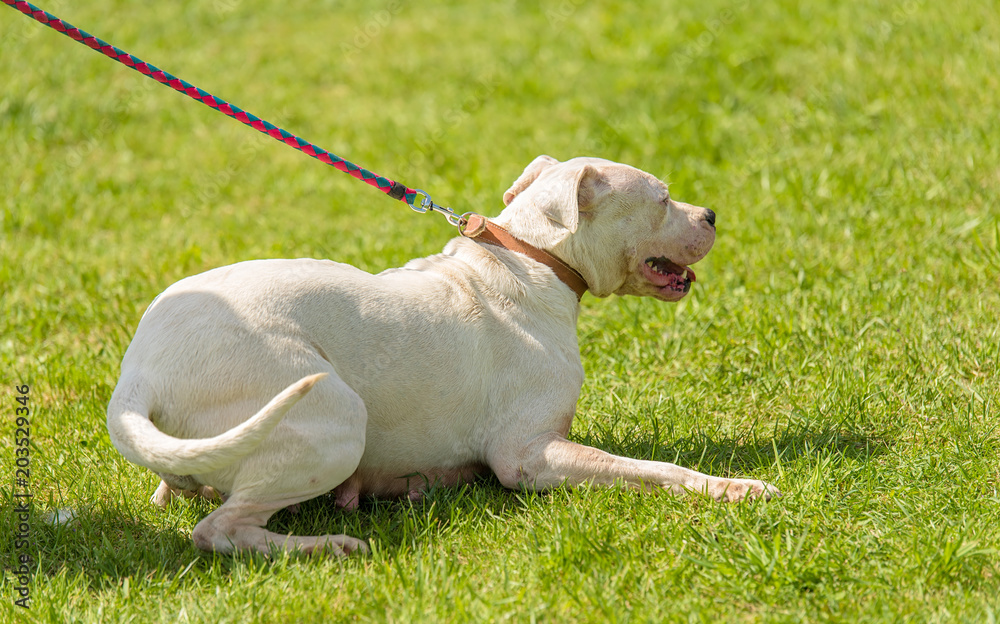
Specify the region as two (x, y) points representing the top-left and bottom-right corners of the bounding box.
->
(459, 213), (588, 300)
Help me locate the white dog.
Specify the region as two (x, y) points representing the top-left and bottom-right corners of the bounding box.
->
(107, 156), (777, 556)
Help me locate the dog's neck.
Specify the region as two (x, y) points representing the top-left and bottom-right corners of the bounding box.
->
(459, 214), (588, 301)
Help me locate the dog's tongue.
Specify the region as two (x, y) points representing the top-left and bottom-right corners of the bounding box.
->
(644, 258), (696, 287)
(663, 260), (696, 280)
(661, 258), (695, 281)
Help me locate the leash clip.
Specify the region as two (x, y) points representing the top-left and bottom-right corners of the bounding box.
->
(411, 189), (463, 227)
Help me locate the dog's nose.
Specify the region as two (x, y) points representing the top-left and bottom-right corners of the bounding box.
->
(704, 209), (716, 227)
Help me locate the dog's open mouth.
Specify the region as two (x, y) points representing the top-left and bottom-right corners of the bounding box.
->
(642, 256), (696, 294)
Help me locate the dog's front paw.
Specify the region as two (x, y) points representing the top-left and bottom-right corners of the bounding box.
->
(710, 478), (780, 503)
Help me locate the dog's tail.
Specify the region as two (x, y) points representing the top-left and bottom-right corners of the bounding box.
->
(106, 373), (326, 476)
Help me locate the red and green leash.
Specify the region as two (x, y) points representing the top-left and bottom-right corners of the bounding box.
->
(4, 0), (461, 224)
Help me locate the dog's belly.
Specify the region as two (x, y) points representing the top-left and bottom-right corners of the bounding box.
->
(331, 462), (490, 509)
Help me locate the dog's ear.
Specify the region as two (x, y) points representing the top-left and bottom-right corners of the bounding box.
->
(574, 165), (610, 213)
(541, 164), (609, 233)
(503, 155), (560, 206)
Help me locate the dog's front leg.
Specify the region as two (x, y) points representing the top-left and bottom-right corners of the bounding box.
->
(498, 432), (777, 502)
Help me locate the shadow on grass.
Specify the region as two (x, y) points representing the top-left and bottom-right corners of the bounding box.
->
(573, 416), (896, 476)
(24, 507), (200, 588)
(21, 475), (525, 589)
(22, 418), (894, 588)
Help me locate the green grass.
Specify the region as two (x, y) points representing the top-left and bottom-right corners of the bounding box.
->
(2, 0), (999, 621)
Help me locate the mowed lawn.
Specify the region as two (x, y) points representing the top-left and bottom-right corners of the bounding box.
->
(2, 0), (999, 621)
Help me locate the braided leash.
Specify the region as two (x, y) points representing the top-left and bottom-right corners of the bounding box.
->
(4, 0), (462, 224)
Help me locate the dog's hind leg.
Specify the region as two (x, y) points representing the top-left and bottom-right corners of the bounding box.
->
(191, 494), (368, 556)
(191, 369), (368, 556)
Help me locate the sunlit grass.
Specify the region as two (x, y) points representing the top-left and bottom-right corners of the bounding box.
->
(2, 0), (998, 621)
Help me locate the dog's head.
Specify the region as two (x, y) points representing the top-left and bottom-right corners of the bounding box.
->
(493, 155), (716, 301)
